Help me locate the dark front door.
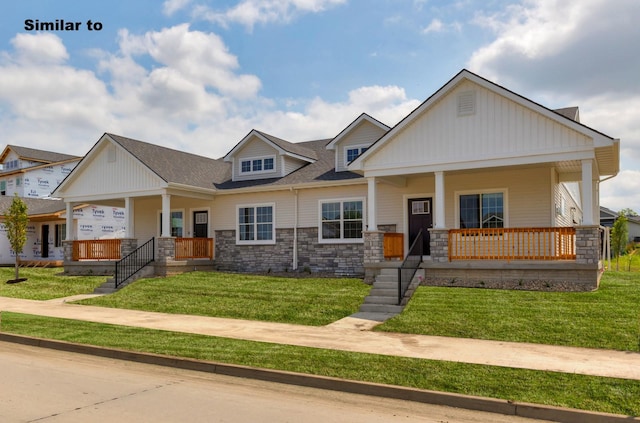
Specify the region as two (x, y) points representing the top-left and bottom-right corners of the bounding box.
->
(408, 198), (432, 255)
(193, 211), (208, 238)
(41, 225), (49, 258)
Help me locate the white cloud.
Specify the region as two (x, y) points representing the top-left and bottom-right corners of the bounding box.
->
(467, 0), (640, 214)
(162, 0), (192, 16)
(195, 0), (347, 30)
(0, 25), (420, 162)
(422, 18), (444, 34)
(9, 33), (69, 65)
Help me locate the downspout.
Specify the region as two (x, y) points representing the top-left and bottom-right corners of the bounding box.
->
(292, 188), (298, 271)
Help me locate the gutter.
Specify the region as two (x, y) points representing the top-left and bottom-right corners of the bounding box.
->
(292, 188), (298, 271)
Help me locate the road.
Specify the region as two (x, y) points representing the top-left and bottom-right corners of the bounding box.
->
(0, 342), (553, 423)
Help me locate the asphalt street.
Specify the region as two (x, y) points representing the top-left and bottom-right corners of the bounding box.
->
(0, 341), (555, 423)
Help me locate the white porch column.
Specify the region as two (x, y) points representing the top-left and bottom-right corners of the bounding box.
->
(65, 202), (74, 240)
(581, 159), (594, 225)
(367, 177), (377, 231)
(161, 194), (171, 237)
(434, 171), (446, 229)
(125, 197), (135, 238)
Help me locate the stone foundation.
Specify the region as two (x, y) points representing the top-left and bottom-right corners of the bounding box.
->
(421, 261), (601, 292)
(214, 228), (364, 276)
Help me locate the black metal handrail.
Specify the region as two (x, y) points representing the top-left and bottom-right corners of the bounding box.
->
(115, 237), (155, 288)
(398, 229), (424, 304)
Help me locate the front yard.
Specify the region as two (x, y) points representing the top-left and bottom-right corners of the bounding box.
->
(1, 268), (640, 415)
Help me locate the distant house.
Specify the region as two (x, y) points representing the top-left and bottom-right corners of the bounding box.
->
(601, 207), (640, 243)
(0, 145), (125, 265)
(53, 69), (620, 291)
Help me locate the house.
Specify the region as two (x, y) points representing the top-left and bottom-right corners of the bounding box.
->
(53, 69), (620, 291)
(601, 207), (640, 243)
(0, 145), (126, 265)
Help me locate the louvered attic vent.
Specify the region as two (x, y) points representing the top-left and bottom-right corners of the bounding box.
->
(457, 90), (476, 116)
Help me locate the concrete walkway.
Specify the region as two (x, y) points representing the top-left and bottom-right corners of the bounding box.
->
(1, 295), (639, 381)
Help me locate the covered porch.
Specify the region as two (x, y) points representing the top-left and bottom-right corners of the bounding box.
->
(363, 160), (606, 292)
(62, 191), (216, 276)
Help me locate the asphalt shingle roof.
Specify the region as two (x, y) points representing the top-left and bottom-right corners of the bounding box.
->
(3, 145), (80, 164)
(0, 196), (65, 217)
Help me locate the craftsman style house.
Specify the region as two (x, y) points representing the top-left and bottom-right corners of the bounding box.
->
(53, 70), (620, 290)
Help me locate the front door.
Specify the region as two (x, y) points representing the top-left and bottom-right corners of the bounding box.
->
(193, 211), (208, 238)
(408, 198), (432, 255)
(41, 224), (49, 258)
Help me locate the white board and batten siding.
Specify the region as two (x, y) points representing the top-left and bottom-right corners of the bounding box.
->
(363, 80), (594, 175)
(57, 140), (164, 200)
(335, 121), (388, 172)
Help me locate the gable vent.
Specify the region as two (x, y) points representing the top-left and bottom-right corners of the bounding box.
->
(457, 90), (476, 117)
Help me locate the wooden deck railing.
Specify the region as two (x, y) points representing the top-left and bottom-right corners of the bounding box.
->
(383, 233), (404, 259)
(449, 227), (576, 261)
(175, 238), (214, 260)
(72, 239), (122, 261)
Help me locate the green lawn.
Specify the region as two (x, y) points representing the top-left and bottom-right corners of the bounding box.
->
(75, 271), (370, 326)
(2, 269), (640, 415)
(377, 272), (640, 351)
(0, 267), (105, 300)
(2, 312), (639, 416)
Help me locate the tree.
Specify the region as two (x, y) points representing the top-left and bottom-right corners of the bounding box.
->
(610, 214), (628, 271)
(4, 195), (28, 281)
(619, 208), (639, 217)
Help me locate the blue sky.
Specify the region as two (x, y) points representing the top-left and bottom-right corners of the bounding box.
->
(1, 0), (638, 212)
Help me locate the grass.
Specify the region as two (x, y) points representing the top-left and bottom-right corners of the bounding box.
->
(377, 272), (640, 351)
(1, 312), (640, 416)
(0, 267), (105, 300)
(75, 271), (370, 326)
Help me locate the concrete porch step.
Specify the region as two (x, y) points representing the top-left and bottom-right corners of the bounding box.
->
(358, 303), (404, 314)
(371, 281), (396, 290)
(364, 295), (398, 305)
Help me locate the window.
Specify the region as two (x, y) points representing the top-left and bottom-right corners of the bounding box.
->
(319, 199), (364, 242)
(0, 181), (5, 195)
(55, 224), (66, 247)
(237, 204), (275, 244)
(16, 177), (21, 187)
(159, 211), (184, 237)
(239, 156), (276, 175)
(459, 192), (504, 229)
(344, 145), (369, 165)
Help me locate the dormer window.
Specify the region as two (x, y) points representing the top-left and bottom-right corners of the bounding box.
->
(344, 145), (369, 166)
(240, 156), (276, 175)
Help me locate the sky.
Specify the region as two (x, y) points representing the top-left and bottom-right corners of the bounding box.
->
(0, 0), (638, 213)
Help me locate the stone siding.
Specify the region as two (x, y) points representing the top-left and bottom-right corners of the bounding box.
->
(214, 228), (364, 276)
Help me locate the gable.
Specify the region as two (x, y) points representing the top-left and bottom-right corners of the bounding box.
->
(357, 78), (595, 176)
(232, 135), (281, 181)
(334, 119), (388, 172)
(54, 136), (166, 201)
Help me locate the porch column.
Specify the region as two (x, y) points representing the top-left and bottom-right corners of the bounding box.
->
(65, 202), (74, 240)
(125, 197), (135, 238)
(367, 177), (377, 231)
(581, 159), (594, 225)
(434, 171), (446, 229)
(161, 194), (171, 237)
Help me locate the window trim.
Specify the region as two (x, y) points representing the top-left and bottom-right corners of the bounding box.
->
(236, 203), (276, 245)
(343, 145), (369, 167)
(318, 197), (365, 244)
(238, 155), (277, 175)
(158, 209), (186, 238)
(55, 223), (66, 248)
(454, 189), (508, 229)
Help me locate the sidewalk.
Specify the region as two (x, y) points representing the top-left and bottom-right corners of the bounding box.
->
(1, 294), (639, 381)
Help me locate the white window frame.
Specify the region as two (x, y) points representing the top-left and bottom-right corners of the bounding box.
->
(236, 203), (276, 245)
(238, 155), (277, 175)
(318, 197), (365, 244)
(343, 145), (369, 167)
(454, 189), (508, 229)
(157, 209), (186, 237)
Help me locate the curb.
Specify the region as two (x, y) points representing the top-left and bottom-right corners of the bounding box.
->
(1, 332), (637, 423)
